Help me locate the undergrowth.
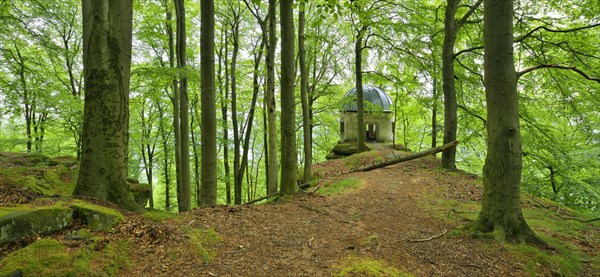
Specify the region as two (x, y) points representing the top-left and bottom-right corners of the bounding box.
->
(317, 177), (362, 196)
(184, 227), (221, 264)
(334, 256), (412, 277)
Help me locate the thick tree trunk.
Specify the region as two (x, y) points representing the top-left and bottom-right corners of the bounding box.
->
(441, 0), (459, 170)
(299, 4), (312, 183)
(279, 0), (298, 195)
(473, 0), (542, 244)
(200, 0), (217, 206)
(75, 0), (139, 211)
(355, 27), (367, 153)
(174, 0), (191, 212)
(266, 0), (279, 195)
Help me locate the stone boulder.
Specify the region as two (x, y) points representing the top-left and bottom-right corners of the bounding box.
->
(127, 178), (151, 207)
(0, 205), (73, 246)
(70, 201), (124, 231)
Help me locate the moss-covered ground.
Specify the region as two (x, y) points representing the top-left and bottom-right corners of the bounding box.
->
(0, 238), (131, 276)
(423, 170), (600, 276)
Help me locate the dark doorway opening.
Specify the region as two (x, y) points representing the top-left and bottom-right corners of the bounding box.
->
(366, 124), (377, 142)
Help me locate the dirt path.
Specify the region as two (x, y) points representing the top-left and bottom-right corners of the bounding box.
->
(133, 156), (526, 276)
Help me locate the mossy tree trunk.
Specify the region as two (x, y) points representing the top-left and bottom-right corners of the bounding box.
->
(200, 0), (217, 206)
(75, 0), (139, 211)
(279, 0), (298, 195)
(473, 0), (542, 244)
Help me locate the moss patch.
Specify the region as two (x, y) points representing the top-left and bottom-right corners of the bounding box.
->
(184, 228), (221, 264)
(0, 238), (131, 276)
(317, 178), (362, 196)
(334, 256), (411, 277)
(71, 200), (124, 231)
(143, 209), (179, 222)
(0, 205), (73, 246)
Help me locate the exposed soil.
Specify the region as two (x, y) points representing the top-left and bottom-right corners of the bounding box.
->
(2, 149), (599, 276)
(140, 156), (525, 276)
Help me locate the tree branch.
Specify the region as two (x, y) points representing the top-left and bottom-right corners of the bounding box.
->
(453, 46), (483, 58)
(517, 64), (600, 83)
(455, 0), (483, 30)
(515, 23), (600, 43)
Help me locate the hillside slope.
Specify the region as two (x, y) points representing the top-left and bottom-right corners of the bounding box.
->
(1, 150), (599, 276)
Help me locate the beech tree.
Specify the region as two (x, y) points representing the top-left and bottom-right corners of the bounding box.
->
(441, 0), (482, 170)
(279, 0), (298, 195)
(174, 0), (191, 212)
(200, 0), (217, 206)
(74, 0), (139, 211)
(473, 0), (542, 243)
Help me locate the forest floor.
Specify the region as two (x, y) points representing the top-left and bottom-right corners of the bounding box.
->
(1, 147), (599, 276)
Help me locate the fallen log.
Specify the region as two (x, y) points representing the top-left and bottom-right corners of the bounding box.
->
(355, 140), (459, 172)
(244, 192), (279, 205)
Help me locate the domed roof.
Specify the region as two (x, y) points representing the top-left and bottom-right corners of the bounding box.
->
(340, 85), (393, 112)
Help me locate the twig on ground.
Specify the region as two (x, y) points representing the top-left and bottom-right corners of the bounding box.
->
(408, 229), (448, 242)
(185, 219), (196, 227)
(308, 236), (315, 248)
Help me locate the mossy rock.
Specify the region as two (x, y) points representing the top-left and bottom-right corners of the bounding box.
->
(71, 200), (124, 231)
(15, 170), (74, 197)
(0, 238), (132, 276)
(332, 142), (359, 155)
(0, 205), (73, 246)
(128, 179), (151, 207)
(6, 152), (49, 166)
(331, 142), (371, 156)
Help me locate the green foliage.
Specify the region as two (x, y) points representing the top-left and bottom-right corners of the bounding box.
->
(334, 256), (411, 277)
(317, 177), (362, 196)
(0, 239), (131, 276)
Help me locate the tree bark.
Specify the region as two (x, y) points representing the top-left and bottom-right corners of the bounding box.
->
(355, 27), (367, 153)
(266, 0), (279, 195)
(299, 2), (312, 183)
(157, 101), (172, 210)
(279, 0), (298, 195)
(441, 0), (459, 170)
(75, 0), (139, 211)
(441, 0), (483, 170)
(473, 0), (542, 244)
(230, 5), (242, 205)
(217, 30), (232, 205)
(174, 0), (190, 212)
(200, 0), (217, 206)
